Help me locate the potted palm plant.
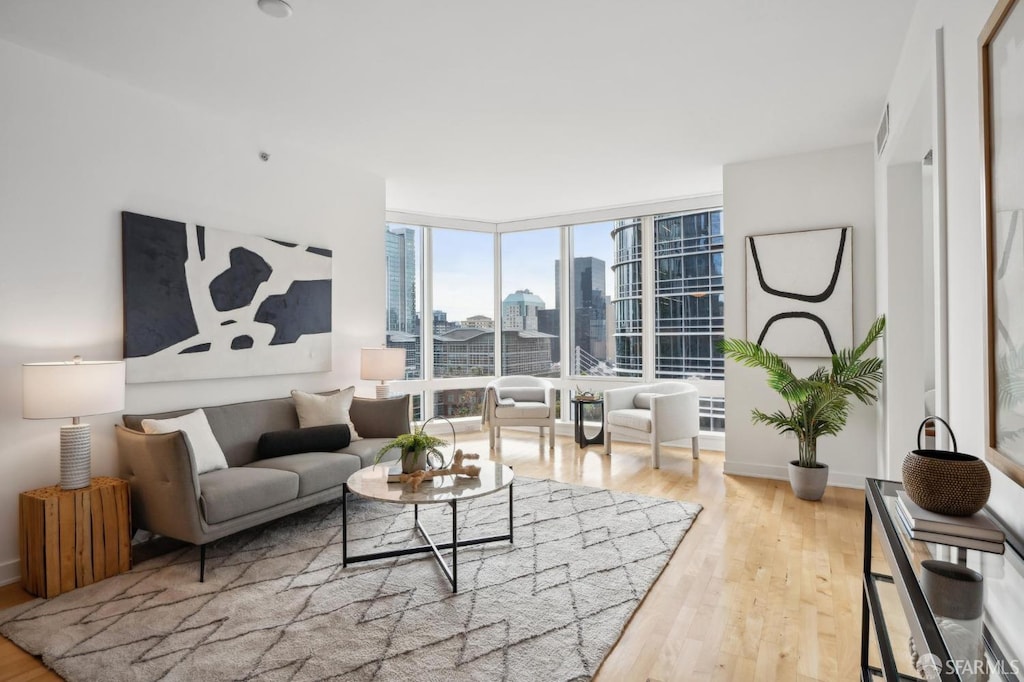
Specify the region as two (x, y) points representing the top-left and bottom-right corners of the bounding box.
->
(375, 425), (449, 474)
(719, 315), (885, 500)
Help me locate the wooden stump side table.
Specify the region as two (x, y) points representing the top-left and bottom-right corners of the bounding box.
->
(18, 476), (131, 598)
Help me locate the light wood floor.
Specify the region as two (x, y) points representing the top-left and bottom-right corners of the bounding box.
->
(0, 431), (872, 682)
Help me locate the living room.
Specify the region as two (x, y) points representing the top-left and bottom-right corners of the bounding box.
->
(1, 1), (1023, 680)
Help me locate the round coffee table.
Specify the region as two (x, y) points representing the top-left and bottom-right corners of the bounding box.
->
(342, 460), (514, 592)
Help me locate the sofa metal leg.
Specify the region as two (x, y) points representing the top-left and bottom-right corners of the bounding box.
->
(604, 427), (611, 455)
(489, 427), (496, 449)
(652, 442), (661, 469)
(692, 435), (700, 460)
(199, 544), (206, 583)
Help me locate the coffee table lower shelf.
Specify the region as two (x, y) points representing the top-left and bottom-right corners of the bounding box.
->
(341, 481), (514, 593)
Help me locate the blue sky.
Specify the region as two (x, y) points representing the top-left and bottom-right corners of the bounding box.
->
(430, 222), (616, 322)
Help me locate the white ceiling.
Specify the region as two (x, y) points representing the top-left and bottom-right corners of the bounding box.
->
(0, 0), (915, 222)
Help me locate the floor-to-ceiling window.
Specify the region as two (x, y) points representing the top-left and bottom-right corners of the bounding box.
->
(500, 229), (560, 377)
(652, 209), (725, 431)
(384, 204), (724, 433)
(569, 221), (617, 377)
(384, 224), (422, 380)
(431, 228), (494, 417)
(610, 217), (644, 378)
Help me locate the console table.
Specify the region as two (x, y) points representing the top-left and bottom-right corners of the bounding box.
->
(862, 479), (1022, 681)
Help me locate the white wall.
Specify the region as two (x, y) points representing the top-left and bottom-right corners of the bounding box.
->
(879, 0), (1024, 539)
(722, 144), (877, 487)
(0, 40), (385, 583)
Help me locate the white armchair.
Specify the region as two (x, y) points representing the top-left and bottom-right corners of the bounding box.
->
(603, 381), (700, 468)
(482, 376), (556, 450)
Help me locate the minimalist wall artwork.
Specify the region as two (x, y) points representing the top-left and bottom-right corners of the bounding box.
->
(122, 211), (332, 383)
(745, 226), (852, 357)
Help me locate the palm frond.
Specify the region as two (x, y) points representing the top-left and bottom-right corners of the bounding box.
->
(720, 315), (886, 466)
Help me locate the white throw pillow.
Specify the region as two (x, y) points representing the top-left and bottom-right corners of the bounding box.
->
(633, 392), (658, 409)
(141, 408), (229, 475)
(291, 387), (361, 440)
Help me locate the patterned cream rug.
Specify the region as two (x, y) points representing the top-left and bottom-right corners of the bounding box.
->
(1, 477), (701, 681)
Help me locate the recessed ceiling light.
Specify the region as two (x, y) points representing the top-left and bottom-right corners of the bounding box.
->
(257, 0), (293, 19)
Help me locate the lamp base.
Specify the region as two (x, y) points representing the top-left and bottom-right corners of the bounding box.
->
(60, 423), (91, 490)
(375, 383), (391, 400)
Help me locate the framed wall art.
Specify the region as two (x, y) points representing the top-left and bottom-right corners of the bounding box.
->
(983, 0), (1024, 487)
(122, 212), (333, 383)
(745, 226), (853, 358)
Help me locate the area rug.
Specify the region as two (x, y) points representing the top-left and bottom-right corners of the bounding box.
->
(1, 477), (701, 681)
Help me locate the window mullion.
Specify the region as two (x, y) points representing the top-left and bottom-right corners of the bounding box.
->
(641, 214), (656, 382)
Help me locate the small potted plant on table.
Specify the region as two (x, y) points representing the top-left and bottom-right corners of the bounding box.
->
(375, 425), (449, 474)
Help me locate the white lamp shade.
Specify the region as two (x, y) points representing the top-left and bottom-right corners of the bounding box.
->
(23, 360), (126, 420)
(360, 347), (406, 382)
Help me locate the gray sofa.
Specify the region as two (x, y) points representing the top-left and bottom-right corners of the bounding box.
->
(115, 393), (408, 580)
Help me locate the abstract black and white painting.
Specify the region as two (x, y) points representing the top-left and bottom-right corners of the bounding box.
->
(122, 212), (332, 383)
(745, 226), (852, 358)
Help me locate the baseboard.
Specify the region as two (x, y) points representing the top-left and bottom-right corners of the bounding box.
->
(723, 461), (866, 489)
(0, 558), (20, 586)
(492, 423), (725, 452)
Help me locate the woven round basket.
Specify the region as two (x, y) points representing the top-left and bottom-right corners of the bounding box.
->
(902, 417), (990, 517)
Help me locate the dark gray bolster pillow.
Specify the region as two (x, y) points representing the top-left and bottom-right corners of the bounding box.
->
(257, 424), (351, 459)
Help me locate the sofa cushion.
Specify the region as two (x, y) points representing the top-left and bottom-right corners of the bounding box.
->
(199, 467), (299, 524)
(633, 392), (658, 409)
(141, 409), (228, 475)
(291, 387), (361, 440)
(608, 408), (654, 433)
(497, 387), (546, 403)
(341, 437), (402, 467)
(350, 395), (410, 438)
(246, 452), (361, 497)
(494, 402), (550, 419)
(257, 424), (351, 459)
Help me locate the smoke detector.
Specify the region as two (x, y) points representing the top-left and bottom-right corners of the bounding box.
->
(257, 0), (293, 19)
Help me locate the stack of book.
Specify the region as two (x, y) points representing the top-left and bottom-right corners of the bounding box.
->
(895, 491), (1005, 554)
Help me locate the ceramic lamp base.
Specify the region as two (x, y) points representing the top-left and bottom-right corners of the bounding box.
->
(59, 423), (91, 490)
(375, 383), (391, 400)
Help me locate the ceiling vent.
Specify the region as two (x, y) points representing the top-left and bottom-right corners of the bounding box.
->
(876, 104), (890, 157)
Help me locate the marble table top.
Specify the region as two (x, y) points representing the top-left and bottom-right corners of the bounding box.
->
(346, 460), (514, 505)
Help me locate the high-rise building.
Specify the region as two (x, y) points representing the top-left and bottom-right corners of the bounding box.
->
(501, 289), (545, 331)
(610, 211), (724, 381)
(610, 217), (643, 377)
(555, 257), (608, 373)
(385, 226), (417, 333)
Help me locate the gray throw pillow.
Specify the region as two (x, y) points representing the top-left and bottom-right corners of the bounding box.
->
(349, 394), (411, 438)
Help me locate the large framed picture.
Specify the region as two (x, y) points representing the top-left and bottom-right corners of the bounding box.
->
(122, 212), (333, 383)
(983, 0), (1024, 487)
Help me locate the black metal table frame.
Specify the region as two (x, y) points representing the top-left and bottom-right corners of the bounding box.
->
(571, 398), (604, 447)
(341, 481), (514, 592)
(861, 479), (1020, 682)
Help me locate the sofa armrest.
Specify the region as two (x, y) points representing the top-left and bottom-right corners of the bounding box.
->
(115, 425), (207, 545)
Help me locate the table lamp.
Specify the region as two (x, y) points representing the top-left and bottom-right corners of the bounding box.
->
(23, 356), (126, 490)
(360, 347), (406, 399)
